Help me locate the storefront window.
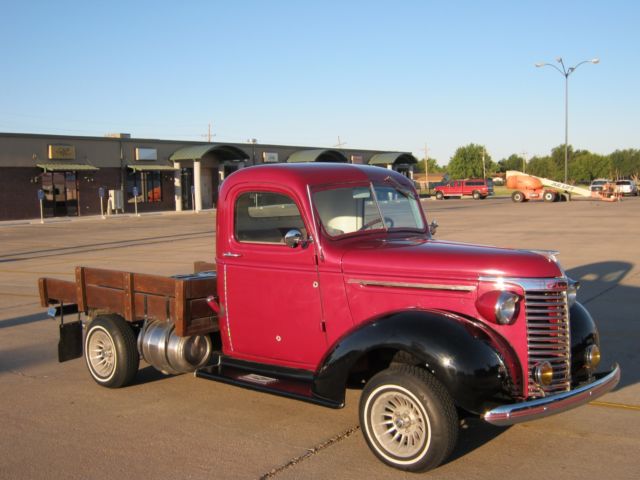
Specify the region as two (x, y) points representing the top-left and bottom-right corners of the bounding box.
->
(126, 171), (163, 203)
(41, 172), (79, 217)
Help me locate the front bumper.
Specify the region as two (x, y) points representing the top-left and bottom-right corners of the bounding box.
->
(483, 364), (620, 426)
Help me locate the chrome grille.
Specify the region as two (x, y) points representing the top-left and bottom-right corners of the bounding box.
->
(525, 287), (571, 397)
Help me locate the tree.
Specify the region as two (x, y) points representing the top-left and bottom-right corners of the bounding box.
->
(609, 149), (640, 178)
(526, 155), (556, 179)
(550, 144), (574, 181)
(570, 151), (611, 183)
(498, 154), (526, 173)
(414, 158), (444, 174)
(447, 144), (495, 178)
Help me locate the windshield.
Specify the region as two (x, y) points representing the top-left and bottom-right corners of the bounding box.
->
(313, 184), (425, 237)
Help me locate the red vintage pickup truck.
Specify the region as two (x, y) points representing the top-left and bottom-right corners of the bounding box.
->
(39, 163), (619, 472)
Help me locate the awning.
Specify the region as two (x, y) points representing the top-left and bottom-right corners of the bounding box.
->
(127, 163), (177, 172)
(170, 144), (249, 162)
(287, 149), (348, 163)
(37, 163), (99, 172)
(368, 153), (418, 166)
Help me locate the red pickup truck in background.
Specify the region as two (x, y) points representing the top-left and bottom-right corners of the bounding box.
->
(39, 164), (619, 472)
(434, 178), (494, 199)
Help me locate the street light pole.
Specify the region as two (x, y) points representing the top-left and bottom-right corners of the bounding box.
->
(535, 57), (599, 183)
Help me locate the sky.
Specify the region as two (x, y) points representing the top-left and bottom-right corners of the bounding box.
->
(1, 0), (639, 165)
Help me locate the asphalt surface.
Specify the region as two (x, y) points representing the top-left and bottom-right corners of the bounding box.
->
(1, 196), (638, 479)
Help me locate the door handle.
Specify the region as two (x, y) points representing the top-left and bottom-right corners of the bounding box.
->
(223, 252), (242, 258)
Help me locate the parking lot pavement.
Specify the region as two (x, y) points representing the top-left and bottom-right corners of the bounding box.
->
(1, 198), (638, 479)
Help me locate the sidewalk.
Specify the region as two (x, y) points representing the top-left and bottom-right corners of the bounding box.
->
(0, 208), (216, 228)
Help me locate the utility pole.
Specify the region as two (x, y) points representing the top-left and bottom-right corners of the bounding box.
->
(482, 147), (486, 180)
(201, 123), (215, 143)
(521, 151), (528, 173)
(334, 136), (347, 148)
(420, 143), (430, 193)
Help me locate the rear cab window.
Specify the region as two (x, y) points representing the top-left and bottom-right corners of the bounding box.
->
(234, 192), (307, 244)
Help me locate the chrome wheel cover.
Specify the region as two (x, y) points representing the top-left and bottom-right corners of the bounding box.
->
(367, 386), (431, 461)
(87, 328), (116, 380)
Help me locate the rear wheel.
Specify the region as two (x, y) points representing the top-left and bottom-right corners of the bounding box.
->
(511, 191), (525, 203)
(543, 191), (557, 202)
(359, 365), (458, 472)
(85, 314), (139, 388)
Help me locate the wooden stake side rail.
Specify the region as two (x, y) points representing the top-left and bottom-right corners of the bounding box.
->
(39, 266), (218, 337)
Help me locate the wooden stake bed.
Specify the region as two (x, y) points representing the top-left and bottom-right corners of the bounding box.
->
(38, 266), (218, 337)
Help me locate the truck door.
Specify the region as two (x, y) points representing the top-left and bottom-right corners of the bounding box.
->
(219, 188), (326, 369)
(444, 181), (456, 195)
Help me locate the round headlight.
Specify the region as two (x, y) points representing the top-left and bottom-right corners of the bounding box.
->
(494, 291), (520, 325)
(585, 344), (601, 369)
(534, 361), (554, 386)
(567, 280), (580, 307)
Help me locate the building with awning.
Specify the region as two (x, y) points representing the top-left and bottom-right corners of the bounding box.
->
(0, 131), (413, 221)
(286, 149), (348, 164)
(368, 152), (418, 178)
(127, 163), (177, 171)
(37, 163), (99, 172)
(169, 144), (249, 211)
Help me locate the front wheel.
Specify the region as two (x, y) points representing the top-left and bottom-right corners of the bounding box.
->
(359, 365), (458, 472)
(84, 314), (139, 388)
(511, 191), (525, 203)
(435, 191), (444, 200)
(472, 190), (481, 200)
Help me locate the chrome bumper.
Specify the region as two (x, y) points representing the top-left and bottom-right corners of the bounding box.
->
(483, 364), (621, 426)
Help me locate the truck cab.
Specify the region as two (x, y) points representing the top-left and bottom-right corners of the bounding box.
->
(215, 164), (429, 369)
(40, 163), (619, 473)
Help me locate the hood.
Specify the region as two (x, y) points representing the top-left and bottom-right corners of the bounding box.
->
(340, 237), (562, 280)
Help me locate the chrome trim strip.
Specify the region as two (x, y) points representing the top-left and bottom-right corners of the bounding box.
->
(347, 279), (475, 292)
(478, 276), (568, 291)
(483, 364), (621, 426)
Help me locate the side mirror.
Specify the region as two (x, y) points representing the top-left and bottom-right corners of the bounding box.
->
(429, 220), (438, 236)
(284, 229), (303, 248)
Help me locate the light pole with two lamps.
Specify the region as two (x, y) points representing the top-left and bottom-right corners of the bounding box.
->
(535, 57), (599, 183)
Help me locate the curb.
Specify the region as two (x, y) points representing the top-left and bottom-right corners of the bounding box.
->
(0, 208), (217, 228)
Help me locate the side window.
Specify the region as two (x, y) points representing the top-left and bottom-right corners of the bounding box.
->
(234, 192), (306, 244)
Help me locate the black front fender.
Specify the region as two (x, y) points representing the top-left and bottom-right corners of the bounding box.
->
(570, 301), (600, 383)
(313, 310), (510, 414)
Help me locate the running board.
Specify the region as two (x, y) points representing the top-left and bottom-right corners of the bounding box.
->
(195, 362), (343, 409)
